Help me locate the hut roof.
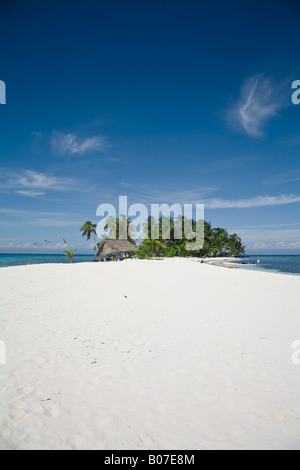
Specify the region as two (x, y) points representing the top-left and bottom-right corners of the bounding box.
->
(96, 239), (138, 257)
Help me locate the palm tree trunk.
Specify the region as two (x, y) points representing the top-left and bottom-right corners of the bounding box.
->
(93, 233), (98, 255)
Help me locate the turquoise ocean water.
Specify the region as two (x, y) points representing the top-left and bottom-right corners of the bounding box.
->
(0, 254), (95, 268)
(0, 253), (300, 275)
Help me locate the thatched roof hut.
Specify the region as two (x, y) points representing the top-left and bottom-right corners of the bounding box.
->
(96, 239), (138, 258)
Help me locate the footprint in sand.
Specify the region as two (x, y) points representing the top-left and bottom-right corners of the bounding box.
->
(275, 412), (287, 422)
(15, 384), (35, 402)
(31, 357), (46, 366)
(8, 408), (26, 421)
(67, 434), (99, 450)
(42, 403), (61, 418)
(16, 384), (33, 395)
(0, 428), (13, 440)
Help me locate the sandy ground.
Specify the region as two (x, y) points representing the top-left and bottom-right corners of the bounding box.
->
(0, 258), (300, 450)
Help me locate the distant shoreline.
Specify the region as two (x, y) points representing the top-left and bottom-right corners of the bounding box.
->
(1, 253), (300, 256)
(1, 253), (300, 275)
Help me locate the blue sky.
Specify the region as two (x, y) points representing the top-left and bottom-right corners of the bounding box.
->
(0, 0), (300, 254)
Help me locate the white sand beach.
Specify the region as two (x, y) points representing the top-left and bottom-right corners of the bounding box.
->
(0, 258), (300, 450)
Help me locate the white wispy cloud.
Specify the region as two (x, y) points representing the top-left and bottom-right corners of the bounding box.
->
(241, 228), (300, 252)
(253, 241), (300, 251)
(118, 182), (300, 211)
(228, 222), (300, 231)
(0, 208), (83, 227)
(119, 183), (218, 205)
(262, 169), (300, 185)
(0, 169), (76, 196)
(122, 184), (300, 210)
(274, 241), (300, 249)
(51, 131), (107, 156)
(206, 156), (253, 172)
(0, 241), (77, 250)
(16, 170), (74, 190)
(16, 190), (45, 197)
(226, 74), (287, 138)
(227, 224), (300, 252)
(205, 194), (300, 209)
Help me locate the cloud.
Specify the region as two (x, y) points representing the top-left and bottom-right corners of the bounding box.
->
(262, 169), (300, 185)
(0, 242), (35, 249)
(0, 169), (75, 194)
(276, 241), (300, 250)
(228, 222), (300, 231)
(226, 74), (287, 138)
(35, 218), (83, 227)
(31, 131), (44, 137)
(252, 242), (268, 250)
(16, 190), (45, 197)
(252, 240), (300, 251)
(0, 241), (76, 250)
(233, 224), (300, 244)
(118, 184), (300, 210)
(41, 242), (70, 249)
(207, 156), (254, 172)
(0, 207), (83, 228)
(16, 170), (74, 190)
(253, 241), (300, 250)
(51, 131), (107, 156)
(205, 194), (300, 209)
(231, 225), (300, 253)
(119, 183), (218, 205)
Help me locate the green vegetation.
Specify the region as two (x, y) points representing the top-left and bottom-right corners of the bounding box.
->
(80, 221), (98, 251)
(136, 216), (245, 258)
(64, 249), (77, 263)
(136, 239), (165, 258)
(104, 215), (136, 244)
(80, 216), (245, 259)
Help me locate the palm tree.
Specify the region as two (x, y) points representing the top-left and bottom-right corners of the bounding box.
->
(104, 216), (136, 244)
(228, 233), (246, 256)
(142, 216), (159, 241)
(210, 227), (229, 256)
(120, 215), (136, 244)
(80, 221), (98, 251)
(64, 249), (77, 263)
(104, 216), (117, 239)
(142, 239), (165, 257)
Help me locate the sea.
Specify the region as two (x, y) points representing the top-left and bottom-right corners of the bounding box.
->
(0, 253), (300, 276)
(245, 255), (300, 276)
(0, 253), (95, 268)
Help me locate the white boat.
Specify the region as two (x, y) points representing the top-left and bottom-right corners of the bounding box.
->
(222, 261), (243, 267)
(223, 260), (260, 268)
